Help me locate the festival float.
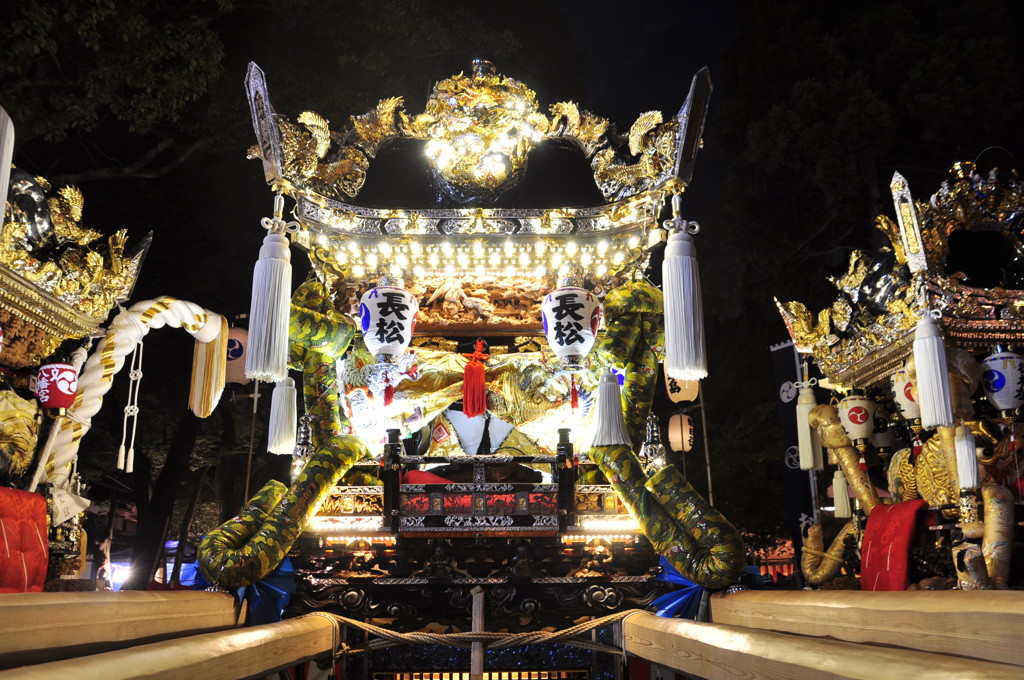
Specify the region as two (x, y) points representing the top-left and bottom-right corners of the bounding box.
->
(3, 60), (1024, 680)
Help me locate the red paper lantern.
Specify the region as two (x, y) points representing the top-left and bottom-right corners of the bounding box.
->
(36, 363), (78, 410)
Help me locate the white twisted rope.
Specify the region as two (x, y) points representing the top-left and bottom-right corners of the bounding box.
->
(28, 297), (225, 491)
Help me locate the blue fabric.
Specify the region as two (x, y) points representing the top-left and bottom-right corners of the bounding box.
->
(652, 556), (703, 619)
(190, 558), (296, 625)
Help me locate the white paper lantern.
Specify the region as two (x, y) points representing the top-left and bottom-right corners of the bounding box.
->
(890, 368), (920, 421)
(668, 413), (694, 453)
(981, 348), (1024, 413)
(665, 375), (699, 403)
(838, 394), (876, 443)
(359, 283), (419, 363)
(541, 283), (601, 370)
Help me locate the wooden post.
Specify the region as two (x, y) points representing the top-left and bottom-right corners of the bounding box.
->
(470, 586), (485, 680)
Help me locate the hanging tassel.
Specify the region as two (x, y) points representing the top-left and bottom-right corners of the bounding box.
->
(570, 374), (580, 410)
(118, 341), (144, 472)
(189, 315), (228, 418)
(268, 377), (297, 454)
(246, 195), (293, 383)
(383, 375), (395, 407)
(662, 195), (707, 381)
(796, 384), (823, 471)
(858, 454), (868, 472)
(462, 339), (489, 418)
(912, 434), (923, 457)
(833, 469), (851, 518)
(912, 311), (953, 429)
(590, 369), (632, 447)
(955, 424), (979, 489)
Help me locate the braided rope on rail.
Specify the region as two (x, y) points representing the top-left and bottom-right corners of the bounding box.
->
(305, 608), (641, 660)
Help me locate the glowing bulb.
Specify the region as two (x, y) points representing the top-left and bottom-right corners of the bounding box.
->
(445, 264), (455, 276)
(551, 252), (563, 268)
(413, 265), (425, 277)
(458, 253), (469, 267)
(535, 265), (547, 277)
(628, 235), (640, 249)
(442, 241), (453, 256)
(428, 253), (439, 267)
(366, 253), (378, 268)
(475, 265), (485, 276)
(504, 240), (514, 256)
(613, 251), (625, 264)
(596, 263), (608, 276)
(489, 253), (500, 267)
(566, 240), (578, 257)
(397, 254), (409, 267)
(581, 252), (593, 267)
(519, 253), (530, 267)
(504, 265), (515, 277)
(535, 241), (546, 256)
(473, 241), (484, 257)
(352, 265), (366, 278)
(597, 240), (608, 256)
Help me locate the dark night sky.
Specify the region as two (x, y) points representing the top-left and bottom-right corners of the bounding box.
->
(7, 0), (1024, 544)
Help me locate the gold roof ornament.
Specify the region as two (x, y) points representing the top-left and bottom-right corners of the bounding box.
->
(245, 61), (712, 333)
(777, 162), (1024, 389)
(0, 168), (149, 369)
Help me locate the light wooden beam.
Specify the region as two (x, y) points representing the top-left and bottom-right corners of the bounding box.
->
(710, 589), (1024, 667)
(0, 591), (240, 668)
(623, 611), (1023, 680)
(4, 615), (335, 680)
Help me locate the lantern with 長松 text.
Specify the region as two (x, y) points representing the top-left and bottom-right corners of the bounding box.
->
(541, 272), (601, 370)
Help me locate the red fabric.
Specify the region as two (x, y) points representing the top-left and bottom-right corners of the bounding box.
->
(570, 374), (579, 410)
(401, 469), (453, 484)
(861, 498), (926, 591)
(461, 339), (490, 418)
(0, 488), (49, 593)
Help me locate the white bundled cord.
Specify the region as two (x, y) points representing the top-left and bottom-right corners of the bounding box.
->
(589, 369), (632, 448)
(833, 469), (851, 519)
(662, 194), (707, 381)
(795, 377), (823, 471)
(246, 193), (297, 383)
(955, 424), (979, 489)
(268, 377), (297, 454)
(116, 341), (144, 474)
(913, 309), (953, 429)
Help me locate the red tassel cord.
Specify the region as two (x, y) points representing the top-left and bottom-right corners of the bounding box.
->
(383, 375), (394, 407)
(462, 339), (490, 418)
(912, 436), (922, 457)
(859, 455), (867, 471)
(570, 374), (579, 410)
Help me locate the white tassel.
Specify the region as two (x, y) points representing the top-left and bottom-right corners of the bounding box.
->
(663, 228), (707, 381)
(833, 469), (851, 518)
(913, 312), (953, 429)
(589, 369), (632, 448)
(246, 201), (292, 383)
(268, 377), (297, 454)
(955, 424), (979, 489)
(796, 386), (823, 471)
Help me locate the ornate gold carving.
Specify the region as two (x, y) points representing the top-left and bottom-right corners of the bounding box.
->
(592, 117), (679, 200)
(776, 162), (1024, 387)
(252, 62), (693, 204)
(0, 389), (40, 478)
(1, 172), (144, 368)
(549, 101), (609, 157)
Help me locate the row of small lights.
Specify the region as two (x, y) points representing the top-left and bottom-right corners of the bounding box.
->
(314, 234), (646, 280)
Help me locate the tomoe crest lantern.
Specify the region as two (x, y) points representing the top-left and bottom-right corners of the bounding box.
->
(981, 348), (1024, 413)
